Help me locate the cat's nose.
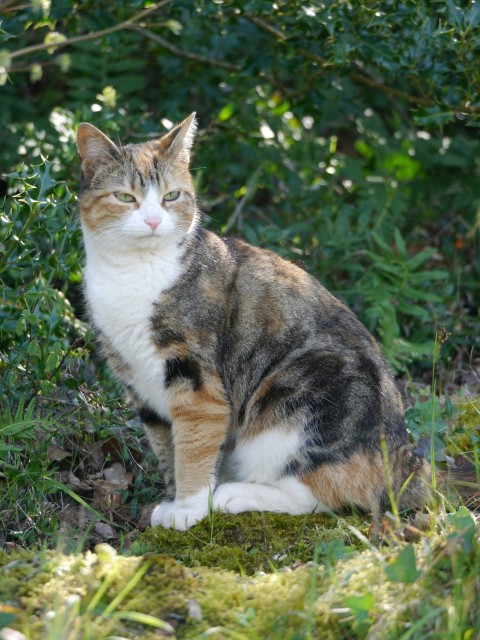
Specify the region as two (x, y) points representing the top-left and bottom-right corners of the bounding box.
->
(144, 217), (162, 230)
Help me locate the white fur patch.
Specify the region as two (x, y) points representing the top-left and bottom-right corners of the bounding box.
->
(123, 187), (177, 239)
(229, 428), (301, 484)
(151, 486), (211, 530)
(82, 222), (186, 419)
(213, 477), (321, 515)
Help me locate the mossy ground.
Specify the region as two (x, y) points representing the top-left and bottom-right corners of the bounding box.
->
(1, 509), (479, 639)
(131, 511), (368, 574)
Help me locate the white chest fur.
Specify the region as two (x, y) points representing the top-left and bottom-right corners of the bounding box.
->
(83, 233), (185, 418)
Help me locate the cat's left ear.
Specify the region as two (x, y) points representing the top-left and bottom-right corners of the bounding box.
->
(160, 113), (197, 163)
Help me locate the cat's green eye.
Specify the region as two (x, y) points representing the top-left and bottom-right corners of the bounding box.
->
(163, 190), (180, 202)
(114, 192), (136, 203)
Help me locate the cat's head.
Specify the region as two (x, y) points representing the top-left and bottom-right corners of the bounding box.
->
(76, 113), (198, 249)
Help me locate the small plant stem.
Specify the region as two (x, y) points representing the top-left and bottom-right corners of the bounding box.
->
(305, 545), (321, 640)
(100, 558), (152, 618)
(380, 434), (401, 528)
(430, 333), (439, 499)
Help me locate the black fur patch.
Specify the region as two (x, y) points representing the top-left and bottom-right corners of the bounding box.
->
(255, 383), (294, 415)
(165, 357), (202, 390)
(154, 329), (187, 349)
(138, 406), (171, 428)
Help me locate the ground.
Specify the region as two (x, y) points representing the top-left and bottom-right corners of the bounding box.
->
(0, 507), (478, 639)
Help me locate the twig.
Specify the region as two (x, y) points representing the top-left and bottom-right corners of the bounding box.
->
(130, 25), (241, 71)
(224, 165), (262, 233)
(9, 0), (172, 60)
(0, 0), (24, 12)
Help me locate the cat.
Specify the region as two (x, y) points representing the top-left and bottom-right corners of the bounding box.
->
(76, 113), (429, 531)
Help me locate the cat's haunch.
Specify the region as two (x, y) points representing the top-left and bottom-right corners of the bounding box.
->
(77, 114), (429, 530)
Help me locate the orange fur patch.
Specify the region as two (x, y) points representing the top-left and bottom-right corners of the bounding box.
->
(302, 451), (386, 513)
(170, 374), (230, 499)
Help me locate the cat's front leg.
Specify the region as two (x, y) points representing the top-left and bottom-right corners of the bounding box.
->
(141, 412), (176, 501)
(151, 367), (230, 530)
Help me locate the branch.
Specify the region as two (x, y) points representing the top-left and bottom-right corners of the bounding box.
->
(0, 0), (24, 12)
(244, 14), (480, 116)
(9, 0), (172, 60)
(130, 26), (241, 71)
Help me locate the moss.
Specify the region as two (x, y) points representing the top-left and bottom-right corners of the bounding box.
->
(132, 511), (368, 574)
(455, 398), (480, 430)
(446, 397), (480, 455)
(0, 519), (478, 640)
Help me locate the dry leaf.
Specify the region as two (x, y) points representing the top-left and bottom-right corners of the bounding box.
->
(92, 480), (123, 512)
(82, 441), (105, 472)
(94, 522), (117, 540)
(66, 472), (93, 492)
(47, 444), (71, 462)
(103, 461), (133, 486)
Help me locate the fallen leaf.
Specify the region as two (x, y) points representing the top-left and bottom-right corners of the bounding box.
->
(94, 522), (117, 540)
(92, 480), (123, 512)
(103, 461), (133, 485)
(82, 441), (105, 472)
(46, 444), (71, 463)
(66, 472), (93, 493)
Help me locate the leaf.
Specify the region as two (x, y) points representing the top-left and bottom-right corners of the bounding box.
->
(446, 506), (475, 533)
(0, 442), (24, 452)
(110, 610), (175, 633)
(43, 31), (67, 55)
(36, 161), (58, 199)
(394, 228), (407, 257)
(344, 591), (375, 622)
(385, 545), (421, 583)
(218, 103), (235, 121)
(0, 48), (11, 85)
(165, 19), (183, 36)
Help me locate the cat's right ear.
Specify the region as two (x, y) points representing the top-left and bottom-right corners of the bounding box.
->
(76, 123), (119, 180)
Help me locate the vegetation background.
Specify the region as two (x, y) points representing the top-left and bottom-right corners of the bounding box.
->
(0, 1), (479, 638)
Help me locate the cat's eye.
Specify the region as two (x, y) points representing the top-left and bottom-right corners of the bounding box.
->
(114, 192), (136, 203)
(163, 190), (180, 202)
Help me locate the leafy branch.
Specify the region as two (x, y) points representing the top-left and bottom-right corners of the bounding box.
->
(245, 14), (480, 115)
(7, 0), (172, 61)
(131, 25), (240, 71)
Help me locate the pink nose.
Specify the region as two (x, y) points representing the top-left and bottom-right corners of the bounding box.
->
(145, 217), (161, 230)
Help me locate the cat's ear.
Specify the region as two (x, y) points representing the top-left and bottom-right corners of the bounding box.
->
(76, 123), (119, 180)
(160, 113), (197, 163)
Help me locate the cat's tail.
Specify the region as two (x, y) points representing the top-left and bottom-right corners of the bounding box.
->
(387, 446), (479, 512)
(381, 445), (480, 513)
(301, 445), (479, 515)
(436, 462), (480, 507)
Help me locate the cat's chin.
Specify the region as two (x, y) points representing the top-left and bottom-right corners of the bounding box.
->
(123, 231), (180, 249)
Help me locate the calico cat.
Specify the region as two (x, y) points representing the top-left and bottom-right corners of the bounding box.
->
(76, 113), (429, 530)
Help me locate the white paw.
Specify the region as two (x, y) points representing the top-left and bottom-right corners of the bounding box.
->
(150, 488), (209, 530)
(213, 483), (252, 514)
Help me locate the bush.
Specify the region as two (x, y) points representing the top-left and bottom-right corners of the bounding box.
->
(0, 0), (479, 546)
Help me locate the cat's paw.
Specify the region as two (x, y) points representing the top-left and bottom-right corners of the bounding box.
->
(213, 483), (253, 514)
(150, 488), (209, 530)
